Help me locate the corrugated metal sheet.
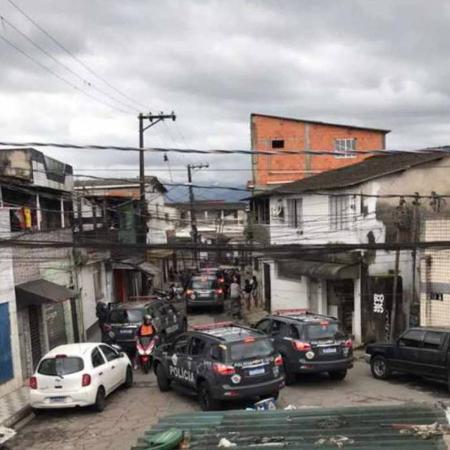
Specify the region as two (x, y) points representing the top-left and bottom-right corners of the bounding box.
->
(133, 404), (448, 449)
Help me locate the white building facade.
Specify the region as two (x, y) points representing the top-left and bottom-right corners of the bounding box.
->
(251, 152), (450, 344)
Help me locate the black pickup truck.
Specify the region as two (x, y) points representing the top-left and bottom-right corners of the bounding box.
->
(365, 327), (450, 389)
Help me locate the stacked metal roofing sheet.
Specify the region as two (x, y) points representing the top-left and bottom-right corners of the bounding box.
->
(133, 404), (448, 449)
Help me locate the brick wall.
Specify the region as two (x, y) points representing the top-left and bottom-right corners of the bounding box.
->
(251, 115), (387, 187)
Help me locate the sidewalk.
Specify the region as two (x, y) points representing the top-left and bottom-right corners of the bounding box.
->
(0, 385), (29, 428)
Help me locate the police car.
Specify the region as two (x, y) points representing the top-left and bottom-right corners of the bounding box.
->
(152, 322), (285, 411)
(254, 309), (353, 385)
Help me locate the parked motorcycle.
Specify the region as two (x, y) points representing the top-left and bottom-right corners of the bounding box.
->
(135, 335), (157, 373)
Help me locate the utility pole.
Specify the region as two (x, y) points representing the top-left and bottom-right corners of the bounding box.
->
(187, 163), (209, 268)
(138, 112), (176, 244)
(410, 193), (421, 327)
(390, 197), (406, 341)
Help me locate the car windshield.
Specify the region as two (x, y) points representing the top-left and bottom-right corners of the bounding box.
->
(229, 338), (273, 361)
(305, 322), (345, 340)
(192, 278), (215, 290)
(38, 357), (84, 376)
(109, 308), (145, 324)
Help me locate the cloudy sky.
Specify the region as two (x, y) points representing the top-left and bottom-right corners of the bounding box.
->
(1, 0), (449, 200)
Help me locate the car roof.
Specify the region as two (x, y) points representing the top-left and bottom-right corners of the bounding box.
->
(191, 325), (263, 342)
(408, 326), (450, 334)
(45, 343), (101, 358)
(110, 302), (149, 309)
(268, 313), (338, 324)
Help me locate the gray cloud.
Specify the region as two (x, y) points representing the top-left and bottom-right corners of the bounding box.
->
(1, 0), (450, 192)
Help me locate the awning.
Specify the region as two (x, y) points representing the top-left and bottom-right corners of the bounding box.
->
(16, 279), (74, 307)
(112, 257), (161, 276)
(278, 260), (359, 281)
(137, 262), (161, 276)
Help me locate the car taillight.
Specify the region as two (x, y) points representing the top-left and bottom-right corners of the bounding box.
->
(218, 278), (225, 284)
(343, 339), (353, 349)
(216, 288), (223, 295)
(274, 355), (283, 366)
(186, 289), (193, 296)
(103, 324), (112, 332)
(213, 363), (235, 375)
(82, 374), (91, 387)
(29, 376), (37, 390)
(292, 341), (311, 351)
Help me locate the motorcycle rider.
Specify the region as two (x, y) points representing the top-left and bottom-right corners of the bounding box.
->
(134, 314), (157, 369)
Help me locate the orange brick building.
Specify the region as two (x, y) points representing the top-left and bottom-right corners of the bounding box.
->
(250, 113), (390, 189)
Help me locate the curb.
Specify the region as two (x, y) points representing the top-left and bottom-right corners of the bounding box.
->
(2, 405), (32, 429)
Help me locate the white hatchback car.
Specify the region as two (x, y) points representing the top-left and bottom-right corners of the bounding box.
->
(29, 343), (133, 412)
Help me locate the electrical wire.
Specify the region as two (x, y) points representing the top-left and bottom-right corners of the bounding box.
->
(0, 34), (131, 114)
(0, 13), (138, 113)
(5, 0), (148, 111)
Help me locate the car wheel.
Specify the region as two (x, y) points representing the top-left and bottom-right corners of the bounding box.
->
(156, 364), (171, 392)
(283, 359), (296, 386)
(93, 387), (106, 412)
(124, 366), (133, 388)
(198, 382), (221, 411)
(329, 369), (347, 381)
(32, 407), (46, 416)
(371, 355), (391, 380)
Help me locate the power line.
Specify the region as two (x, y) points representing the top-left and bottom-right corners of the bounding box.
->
(5, 0), (148, 111)
(0, 34), (131, 114)
(0, 14), (137, 113)
(2, 141), (450, 157)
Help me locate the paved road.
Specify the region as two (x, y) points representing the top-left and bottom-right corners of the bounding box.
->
(8, 312), (450, 450)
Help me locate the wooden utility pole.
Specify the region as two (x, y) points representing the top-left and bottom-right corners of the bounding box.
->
(138, 112), (176, 244)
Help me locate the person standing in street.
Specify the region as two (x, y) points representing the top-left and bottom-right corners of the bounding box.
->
(250, 275), (258, 308)
(243, 279), (252, 311)
(229, 278), (242, 319)
(95, 301), (108, 331)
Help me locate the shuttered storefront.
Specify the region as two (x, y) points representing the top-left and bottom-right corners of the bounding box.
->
(46, 303), (67, 350)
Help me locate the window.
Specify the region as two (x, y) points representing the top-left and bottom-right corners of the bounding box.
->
(429, 293), (444, 301)
(288, 325), (300, 339)
(230, 339), (273, 361)
(272, 140), (284, 149)
(100, 345), (119, 362)
(271, 320), (283, 335)
(210, 345), (225, 362)
(305, 322), (345, 340)
(287, 198), (302, 228)
(173, 336), (189, 354)
(423, 332), (443, 350)
(91, 348), (106, 368)
(38, 357), (84, 376)
(108, 308), (145, 324)
(256, 319), (272, 334)
(334, 139), (356, 158)
(93, 265), (103, 301)
(399, 330), (425, 348)
(329, 196), (350, 231)
(189, 337), (206, 356)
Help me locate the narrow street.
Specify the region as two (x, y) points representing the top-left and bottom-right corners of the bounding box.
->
(8, 311), (450, 450)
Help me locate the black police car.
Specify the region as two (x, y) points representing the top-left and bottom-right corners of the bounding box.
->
(152, 322), (285, 411)
(185, 275), (225, 312)
(102, 298), (187, 351)
(254, 309), (353, 384)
